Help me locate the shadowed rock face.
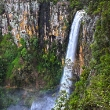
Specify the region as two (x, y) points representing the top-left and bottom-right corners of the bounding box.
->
(2, 0), (70, 46)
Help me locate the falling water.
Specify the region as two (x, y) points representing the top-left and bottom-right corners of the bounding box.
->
(31, 10), (85, 110)
(60, 10), (85, 94)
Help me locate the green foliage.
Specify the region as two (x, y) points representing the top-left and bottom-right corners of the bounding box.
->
(84, 74), (110, 110)
(20, 38), (26, 48)
(0, 33), (63, 89)
(36, 40), (62, 89)
(69, 0), (89, 10)
(0, 33), (18, 84)
(67, 1), (110, 110)
(90, 1), (110, 74)
(67, 67), (90, 110)
(0, 0), (110, 109)
(53, 91), (68, 110)
(21, 48), (28, 59)
(0, 88), (15, 109)
(0, 57), (6, 84)
(69, 0), (82, 9)
(0, 0), (5, 15)
(8, 26), (12, 31)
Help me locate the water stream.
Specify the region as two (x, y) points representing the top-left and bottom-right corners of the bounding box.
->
(60, 10), (85, 94)
(31, 10), (85, 110)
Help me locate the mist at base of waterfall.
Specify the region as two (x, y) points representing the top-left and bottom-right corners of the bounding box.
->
(31, 94), (57, 110)
(8, 93), (56, 110)
(30, 88), (58, 110)
(7, 105), (30, 110)
(6, 88), (58, 110)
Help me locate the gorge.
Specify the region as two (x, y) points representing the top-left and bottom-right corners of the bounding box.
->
(0, 0), (110, 110)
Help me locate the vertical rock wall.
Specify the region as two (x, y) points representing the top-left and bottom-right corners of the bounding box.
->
(2, 0), (70, 46)
(72, 14), (99, 77)
(79, 15), (99, 74)
(1, 0), (100, 76)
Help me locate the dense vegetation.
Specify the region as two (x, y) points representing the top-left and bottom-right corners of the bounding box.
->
(0, 0), (110, 109)
(0, 33), (63, 89)
(67, 0), (110, 110)
(0, 33), (64, 109)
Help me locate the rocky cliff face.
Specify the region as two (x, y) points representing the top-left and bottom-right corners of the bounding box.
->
(0, 0), (100, 88)
(78, 15), (99, 74)
(71, 14), (99, 77)
(2, 0), (98, 75)
(2, 0), (70, 46)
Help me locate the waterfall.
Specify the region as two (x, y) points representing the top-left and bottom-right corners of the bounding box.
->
(31, 10), (85, 110)
(60, 10), (85, 94)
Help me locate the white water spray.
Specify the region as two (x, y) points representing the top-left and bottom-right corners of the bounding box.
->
(60, 10), (85, 94)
